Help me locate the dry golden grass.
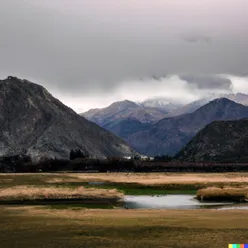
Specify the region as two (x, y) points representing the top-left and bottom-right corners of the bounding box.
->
(5, 204), (248, 227)
(2, 172), (248, 187)
(0, 185), (123, 201)
(60, 172), (248, 185)
(196, 186), (248, 201)
(1, 205), (248, 248)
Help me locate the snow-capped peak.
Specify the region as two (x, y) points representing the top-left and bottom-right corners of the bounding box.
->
(137, 97), (183, 112)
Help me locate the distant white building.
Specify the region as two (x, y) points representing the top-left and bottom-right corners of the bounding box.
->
(123, 155), (154, 161)
(140, 155), (148, 160)
(123, 156), (132, 160)
(140, 156), (154, 161)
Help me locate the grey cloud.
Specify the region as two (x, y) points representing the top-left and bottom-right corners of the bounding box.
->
(180, 75), (232, 90)
(0, 0), (248, 99)
(182, 34), (212, 44)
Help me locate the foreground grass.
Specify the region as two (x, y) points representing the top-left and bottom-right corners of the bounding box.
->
(0, 205), (248, 248)
(1, 173), (248, 247)
(196, 186), (248, 202)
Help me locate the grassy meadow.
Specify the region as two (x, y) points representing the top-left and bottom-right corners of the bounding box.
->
(2, 172), (248, 190)
(1, 172), (248, 248)
(1, 205), (248, 248)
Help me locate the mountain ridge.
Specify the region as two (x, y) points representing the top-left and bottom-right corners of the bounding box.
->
(82, 99), (169, 125)
(127, 98), (248, 156)
(0, 76), (136, 160)
(175, 93), (248, 116)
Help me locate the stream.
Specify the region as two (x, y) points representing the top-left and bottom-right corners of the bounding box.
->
(123, 195), (237, 209)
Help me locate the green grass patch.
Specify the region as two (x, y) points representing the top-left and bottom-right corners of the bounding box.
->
(77, 182), (198, 195)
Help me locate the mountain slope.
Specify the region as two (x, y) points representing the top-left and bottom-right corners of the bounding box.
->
(102, 118), (151, 139)
(176, 119), (248, 162)
(0, 76), (135, 159)
(127, 98), (248, 156)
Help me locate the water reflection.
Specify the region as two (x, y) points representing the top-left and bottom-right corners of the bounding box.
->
(124, 195), (236, 209)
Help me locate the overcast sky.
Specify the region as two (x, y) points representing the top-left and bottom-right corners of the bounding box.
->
(0, 0), (248, 112)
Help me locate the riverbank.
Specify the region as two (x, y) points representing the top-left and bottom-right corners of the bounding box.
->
(196, 186), (248, 202)
(0, 185), (123, 207)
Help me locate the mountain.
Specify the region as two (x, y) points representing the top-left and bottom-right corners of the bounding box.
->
(176, 119), (248, 162)
(0, 76), (136, 160)
(82, 97), (184, 140)
(127, 98), (248, 156)
(227, 93), (248, 105)
(138, 97), (182, 112)
(102, 118), (151, 139)
(82, 100), (166, 140)
(82, 100), (168, 125)
(175, 94), (219, 116)
(176, 93), (248, 116)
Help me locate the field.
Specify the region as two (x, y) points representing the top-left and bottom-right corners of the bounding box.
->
(1, 205), (248, 248)
(2, 172), (248, 187)
(1, 172), (248, 248)
(50, 172), (248, 185)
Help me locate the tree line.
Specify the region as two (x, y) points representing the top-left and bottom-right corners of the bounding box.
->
(1, 151), (248, 173)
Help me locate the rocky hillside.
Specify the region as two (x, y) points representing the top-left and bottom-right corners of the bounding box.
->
(127, 98), (248, 156)
(0, 77), (135, 160)
(176, 119), (248, 162)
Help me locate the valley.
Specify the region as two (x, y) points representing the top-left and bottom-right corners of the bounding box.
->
(83, 95), (248, 157)
(1, 1), (248, 247)
(1, 77), (248, 248)
(1, 172), (248, 248)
